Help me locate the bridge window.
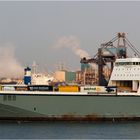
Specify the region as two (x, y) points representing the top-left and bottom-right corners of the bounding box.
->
(115, 62), (140, 66)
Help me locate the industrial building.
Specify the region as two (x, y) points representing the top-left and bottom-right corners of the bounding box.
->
(76, 66), (97, 85)
(54, 70), (76, 84)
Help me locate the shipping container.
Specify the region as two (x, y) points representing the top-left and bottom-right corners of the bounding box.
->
(15, 86), (28, 91)
(2, 85), (15, 91)
(58, 86), (79, 92)
(105, 86), (117, 93)
(28, 85), (53, 91)
(80, 86), (117, 93)
(80, 86), (106, 93)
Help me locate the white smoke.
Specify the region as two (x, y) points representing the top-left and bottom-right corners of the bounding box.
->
(0, 44), (24, 78)
(54, 36), (90, 58)
(54, 36), (97, 69)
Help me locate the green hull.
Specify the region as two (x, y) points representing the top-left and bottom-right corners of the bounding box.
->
(0, 93), (140, 121)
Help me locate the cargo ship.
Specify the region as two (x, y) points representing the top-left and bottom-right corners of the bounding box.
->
(0, 57), (140, 121)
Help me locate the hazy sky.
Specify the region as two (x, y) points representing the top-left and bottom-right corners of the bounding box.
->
(0, 1), (140, 77)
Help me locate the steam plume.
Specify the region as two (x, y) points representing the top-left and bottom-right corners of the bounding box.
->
(0, 44), (23, 78)
(54, 36), (97, 69)
(54, 36), (90, 58)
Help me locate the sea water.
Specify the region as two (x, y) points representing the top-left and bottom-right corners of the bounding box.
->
(0, 121), (140, 139)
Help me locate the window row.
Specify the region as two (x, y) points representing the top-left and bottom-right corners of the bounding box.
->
(115, 62), (140, 66)
(114, 74), (139, 77)
(115, 68), (140, 70)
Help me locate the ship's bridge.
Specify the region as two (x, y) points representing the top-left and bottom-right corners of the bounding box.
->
(108, 58), (140, 93)
(115, 58), (140, 66)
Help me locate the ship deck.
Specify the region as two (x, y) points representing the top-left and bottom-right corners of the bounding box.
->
(0, 91), (140, 96)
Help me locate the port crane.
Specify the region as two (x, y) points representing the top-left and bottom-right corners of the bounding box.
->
(80, 33), (140, 86)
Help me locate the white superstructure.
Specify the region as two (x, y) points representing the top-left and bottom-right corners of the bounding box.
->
(108, 58), (140, 93)
(31, 73), (54, 85)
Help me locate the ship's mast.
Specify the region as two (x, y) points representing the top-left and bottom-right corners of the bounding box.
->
(32, 61), (38, 74)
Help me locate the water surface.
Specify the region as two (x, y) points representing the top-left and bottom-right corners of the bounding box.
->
(0, 121), (140, 139)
